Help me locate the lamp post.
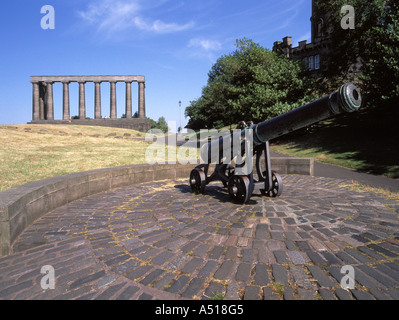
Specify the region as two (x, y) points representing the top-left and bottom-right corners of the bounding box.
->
(179, 100), (182, 133)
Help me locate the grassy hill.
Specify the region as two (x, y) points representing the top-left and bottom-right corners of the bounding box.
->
(0, 125), (154, 192)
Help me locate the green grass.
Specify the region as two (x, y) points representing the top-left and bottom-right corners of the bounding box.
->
(210, 292), (226, 300)
(0, 124), (196, 192)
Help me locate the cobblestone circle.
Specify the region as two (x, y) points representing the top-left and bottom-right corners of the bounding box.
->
(1, 175), (399, 300)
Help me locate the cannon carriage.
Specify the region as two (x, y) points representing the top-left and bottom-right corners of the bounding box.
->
(189, 83), (362, 203)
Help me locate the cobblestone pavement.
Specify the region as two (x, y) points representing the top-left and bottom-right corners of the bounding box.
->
(1, 175), (399, 300)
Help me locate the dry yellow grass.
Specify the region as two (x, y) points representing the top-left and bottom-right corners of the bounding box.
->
(0, 124), (186, 192)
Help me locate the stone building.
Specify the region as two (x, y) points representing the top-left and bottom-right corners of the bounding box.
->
(272, 0), (332, 76)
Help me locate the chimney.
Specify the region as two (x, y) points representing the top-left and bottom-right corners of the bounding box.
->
(283, 36), (292, 47)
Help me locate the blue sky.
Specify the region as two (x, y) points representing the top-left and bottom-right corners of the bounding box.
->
(0, 0), (312, 130)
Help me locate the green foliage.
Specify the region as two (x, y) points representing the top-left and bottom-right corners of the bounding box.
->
(315, 0), (399, 106)
(157, 116), (169, 133)
(148, 116), (169, 133)
(362, 0), (399, 105)
(185, 38), (313, 130)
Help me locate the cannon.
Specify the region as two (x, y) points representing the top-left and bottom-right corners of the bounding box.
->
(189, 83), (362, 203)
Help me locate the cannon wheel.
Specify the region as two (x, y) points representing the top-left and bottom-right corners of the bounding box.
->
(190, 168), (206, 194)
(228, 175), (251, 204)
(261, 171), (283, 198)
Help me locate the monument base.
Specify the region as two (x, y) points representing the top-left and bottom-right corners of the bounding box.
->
(27, 118), (151, 132)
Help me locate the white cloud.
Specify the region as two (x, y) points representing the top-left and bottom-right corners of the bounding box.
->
(188, 38), (222, 51)
(78, 0), (194, 34)
(133, 17), (194, 34)
(78, 0), (140, 30)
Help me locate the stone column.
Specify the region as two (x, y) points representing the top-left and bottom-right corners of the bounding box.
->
(79, 82), (86, 119)
(110, 81), (117, 119)
(125, 82), (132, 118)
(45, 82), (54, 120)
(94, 82), (102, 119)
(138, 81), (146, 119)
(62, 82), (70, 120)
(32, 82), (40, 121)
(39, 82), (46, 120)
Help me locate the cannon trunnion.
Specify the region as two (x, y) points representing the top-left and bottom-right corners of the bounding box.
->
(189, 83), (362, 204)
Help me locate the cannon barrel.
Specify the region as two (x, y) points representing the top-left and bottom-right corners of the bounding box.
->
(192, 83), (362, 203)
(201, 83), (362, 164)
(253, 83), (362, 145)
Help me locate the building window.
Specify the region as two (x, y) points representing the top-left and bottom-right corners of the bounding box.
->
(315, 55), (320, 70)
(309, 56), (314, 70)
(304, 55), (320, 71)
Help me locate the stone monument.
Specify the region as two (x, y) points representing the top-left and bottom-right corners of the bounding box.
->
(29, 75), (150, 132)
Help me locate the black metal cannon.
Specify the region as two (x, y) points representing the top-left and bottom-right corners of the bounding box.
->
(189, 83), (362, 203)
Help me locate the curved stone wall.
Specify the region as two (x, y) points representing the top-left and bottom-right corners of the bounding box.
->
(0, 158), (313, 256)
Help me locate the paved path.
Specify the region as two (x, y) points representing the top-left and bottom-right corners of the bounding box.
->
(270, 151), (399, 192)
(1, 175), (398, 300)
(313, 162), (399, 192)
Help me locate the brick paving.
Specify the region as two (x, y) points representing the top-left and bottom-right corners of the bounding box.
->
(0, 175), (398, 300)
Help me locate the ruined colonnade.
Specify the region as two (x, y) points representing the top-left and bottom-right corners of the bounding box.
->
(31, 76), (146, 121)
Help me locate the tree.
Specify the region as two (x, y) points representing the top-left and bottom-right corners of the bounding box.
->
(315, 0), (399, 106)
(156, 117), (169, 133)
(361, 0), (399, 105)
(185, 38), (313, 130)
(147, 116), (170, 133)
